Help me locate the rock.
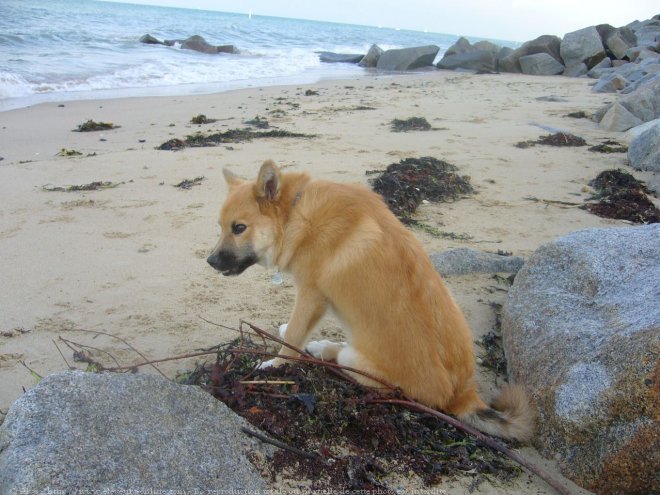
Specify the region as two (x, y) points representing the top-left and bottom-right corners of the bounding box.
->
(620, 77), (660, 122)
(139, 33), (165, 45)
(445, 37), (474, 56)
(168, 35), (238, 54)
(634, 19), (660, 47)
(502, 225), (660, 494)
(604, 27), (638, 59)
(563, 63), (588, 77)
(591, 73), (629, 93)
(376, 45), (440, 71)
(473, 40), (501, 54)
(628, 120), (660, 171)
(358, 44), (383, 67)
(560, 26), (607, 69)
(623, 118), (660, 143)
(436, 50), (497, 72)
(599, 102), (643, 131)
(519, 52), (565, 75)
(587, 57), (612, 78)
(318, 52), (364, 63)
(499, 35), (562, 73)
(430, 248), (524, 276)
(0, 371), (269, 493)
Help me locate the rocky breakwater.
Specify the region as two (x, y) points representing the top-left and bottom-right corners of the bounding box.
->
(140, 33), (239, 54)
(502, 225), (659, 494)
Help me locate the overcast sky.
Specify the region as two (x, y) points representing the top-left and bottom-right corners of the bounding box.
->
(109, 0), (658, 41)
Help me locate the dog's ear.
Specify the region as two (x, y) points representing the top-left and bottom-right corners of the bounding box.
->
(255, 160), (281, 201)
(223, 168), (243, 188)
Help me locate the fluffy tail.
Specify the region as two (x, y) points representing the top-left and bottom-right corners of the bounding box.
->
(458, 384), (535, 443)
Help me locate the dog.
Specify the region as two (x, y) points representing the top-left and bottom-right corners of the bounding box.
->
(208, 160), (533, 441)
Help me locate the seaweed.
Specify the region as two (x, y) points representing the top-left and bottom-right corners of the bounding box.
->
(158, 128), (315, 150)
(190, 114), (217, 125)
(477, 302), (507, 375)
(588, 140), (627, 153)
(57, 148), (83, 157)
(369, 157), (474, 222)
(565, 111), (590, 119)
(174, 176), (205, 189)
(245, 116), (270, 129)
(184, 335), (520, 491)
(390, 117), (432, 132)
(74, 120), (118, 132)
(516, 132), (587, 148)
(582, 169), (659, 224)
(43, 181), (120, 192)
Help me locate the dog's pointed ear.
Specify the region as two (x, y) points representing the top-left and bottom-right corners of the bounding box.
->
(223, 168), (243, 188)
(255, 160), (281, 201)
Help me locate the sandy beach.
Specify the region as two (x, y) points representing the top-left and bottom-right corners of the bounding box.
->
(1, 70), (652, 493)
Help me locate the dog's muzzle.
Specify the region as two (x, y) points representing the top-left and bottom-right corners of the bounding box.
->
(207, 251), (257, 276)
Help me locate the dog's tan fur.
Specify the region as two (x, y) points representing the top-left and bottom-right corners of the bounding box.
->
(208, 160), (534, 441)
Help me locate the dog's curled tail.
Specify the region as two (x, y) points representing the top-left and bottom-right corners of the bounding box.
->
(459, 384), (535, 443)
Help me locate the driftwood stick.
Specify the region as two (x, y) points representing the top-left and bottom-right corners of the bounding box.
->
(240, 426), (331, 466)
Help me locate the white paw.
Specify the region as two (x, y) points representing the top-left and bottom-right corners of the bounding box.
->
(258, 357), (282, 369)
(278, 323), (288, 339)
(306, 339), (335, 360)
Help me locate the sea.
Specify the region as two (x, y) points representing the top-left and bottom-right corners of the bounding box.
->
(0, 0), (518, 111)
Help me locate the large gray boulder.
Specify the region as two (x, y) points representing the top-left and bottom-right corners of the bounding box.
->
(604, 27), (638, 59)
(503, 225), (660, 494)
(318, 52), (364, 63)
(519, 52), (565, 75)
(436, 50), (497, 72)
(376, 45), (440, 71)
(499, 35), (562, 73)
(430, 248), (524, 276)
(633, 19), (660, 47)
(597, 76), (660, 129)
(0, 371), (269, 493)
(560, 26), (606, 69)
(628, 119), (660, 171)
(358, 44), (383, 68)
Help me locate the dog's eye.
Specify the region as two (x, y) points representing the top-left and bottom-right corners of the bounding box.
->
(232, 223), (247, 235)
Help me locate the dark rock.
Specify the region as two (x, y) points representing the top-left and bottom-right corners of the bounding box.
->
(139, 33), (165, 45)
(436, 50), (497, 72)
(168, 35), (238, 54)
(318, 52), (364, 64)
(430, 248), (524, 276)
(519, 53), (564, 75)
(503, 225), (660, 494)
(0, 371), (269, 493)
(499, 35), (562, 73)
(628, 119), (660, 171)
(376, 45), (440, 71)
(560, 26), (607, 69)
(587, 57), (613, 78)
(358, 44), (383, 67)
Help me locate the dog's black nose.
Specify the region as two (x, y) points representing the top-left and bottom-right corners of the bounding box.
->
(207, 254), (222, 270)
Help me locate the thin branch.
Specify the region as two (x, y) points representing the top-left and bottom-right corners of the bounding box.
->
(241, 426), (331, 466)
(52, 339), (74, 370)
(105, 350), (218, 372)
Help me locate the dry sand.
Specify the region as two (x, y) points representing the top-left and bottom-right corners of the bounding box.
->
(1, 70), (653, 493)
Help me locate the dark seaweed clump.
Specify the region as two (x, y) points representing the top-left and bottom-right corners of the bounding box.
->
(174, 176), (205, 189)
(369, 157), (474, 222)
(181, 336), (519, 492)
(582, 169), (659, 224)
(516, 132), (587, 148)
(391, 117), (432, 132)
(74, 120), (118, 132)
(158, 128), (314, 150)
(588, 140), (628, 154)
(190, 114), (217, 125)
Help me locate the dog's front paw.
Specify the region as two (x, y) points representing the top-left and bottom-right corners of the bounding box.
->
(307, 340), (344, 361)
(258, 357), (286, 369)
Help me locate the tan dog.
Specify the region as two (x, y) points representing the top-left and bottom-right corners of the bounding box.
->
(208, 160), (533, 441)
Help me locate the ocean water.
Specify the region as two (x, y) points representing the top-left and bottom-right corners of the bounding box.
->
(0, 0), (516, 111)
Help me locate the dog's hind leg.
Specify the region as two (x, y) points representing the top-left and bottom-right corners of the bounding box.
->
(307, 342), (387, 390)
(259, 286), (327, 369)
